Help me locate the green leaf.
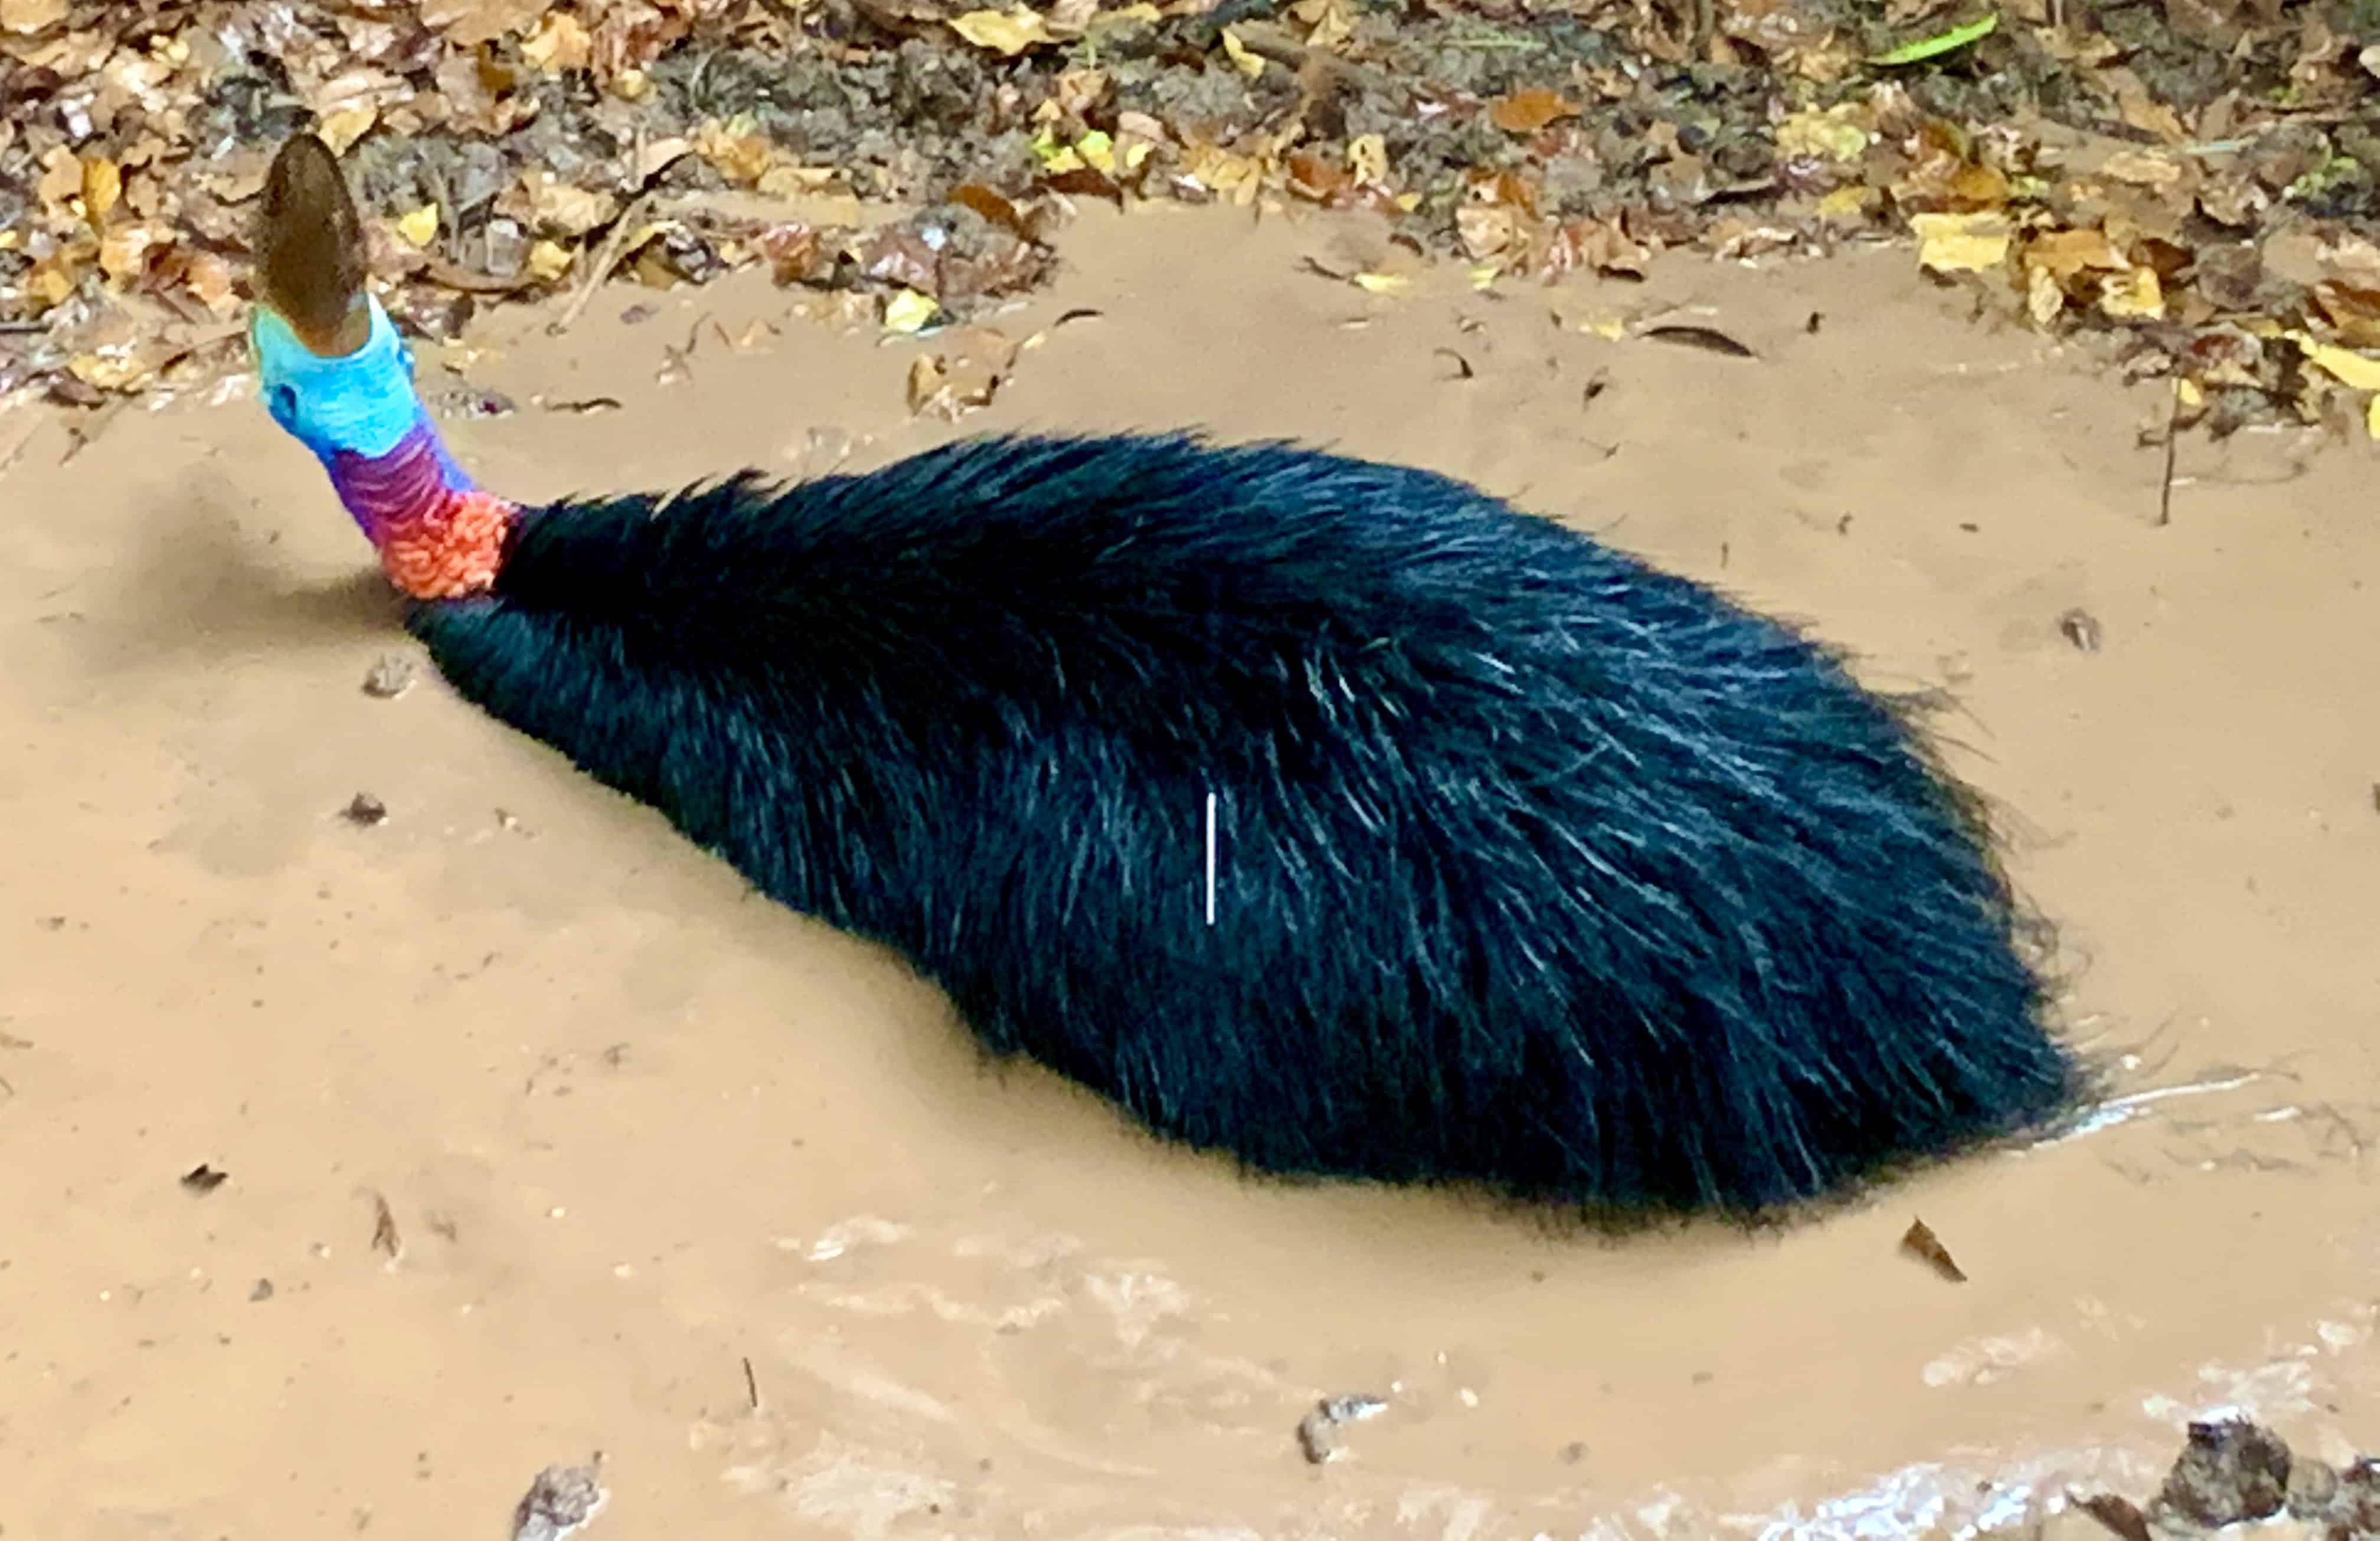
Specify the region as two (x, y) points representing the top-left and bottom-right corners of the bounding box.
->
(1867, 12), (1999, 65)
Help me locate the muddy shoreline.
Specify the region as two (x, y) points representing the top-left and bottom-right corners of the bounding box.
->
(3, 202), (2378, 1539)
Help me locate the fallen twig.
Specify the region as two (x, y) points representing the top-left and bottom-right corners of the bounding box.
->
(2156, 386), (2181, 527)
(548, 191), (659, 337)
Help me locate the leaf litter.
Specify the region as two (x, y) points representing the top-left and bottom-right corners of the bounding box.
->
(0, 0), (2374, 448)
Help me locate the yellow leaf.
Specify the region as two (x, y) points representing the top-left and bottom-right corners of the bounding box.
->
(80, 156), (121, 225)
(1468, 262), (1502, 290)
(1347, 133), (1388, 185)
(1815, 185), (1873, 219)
(1911, 211), (2010, 273)
(2025, 263), (2065, 327)
(697, 123), (778, 186)
(2288, 331), (2380, 391)
(1220, 26), (1266, 77)
(950, 7), (1053, 54)
(1075, 130), (1116, 175)
(1351, 271), (1411, 296)
(2366, 393), (2379, 442)
(316, 103), (378, 155)
(394, 204), (441, 248)
(1776, 106), (1871, 163)
(2175, 378), (2204, 409)
(612, 67), (650, 100)
(2097, 267), (2163, 320)
(526, 240), (574, 282)
(97, 223), (156, 279)
(27, 262), (74, 308)
(882, 288), (939, 334)
(1289, 0), (1354, 48)
(67, 350), (154, 391)
(1579, 315), (1626, 340)
(1392, 191), (1421, 213)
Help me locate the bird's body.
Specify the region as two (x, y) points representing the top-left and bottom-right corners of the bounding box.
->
(248, 133), (2081, 1221)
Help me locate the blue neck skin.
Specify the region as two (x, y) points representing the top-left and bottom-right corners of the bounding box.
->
(249, 296), (478, 532)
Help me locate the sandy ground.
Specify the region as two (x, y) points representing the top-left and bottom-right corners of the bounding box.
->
(3, 204), (2378, 1541)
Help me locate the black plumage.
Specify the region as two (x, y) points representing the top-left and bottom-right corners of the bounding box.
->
(404, 429), (2081, 1218)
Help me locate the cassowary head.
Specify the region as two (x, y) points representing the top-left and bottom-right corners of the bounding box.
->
(248, 132), (514, 600)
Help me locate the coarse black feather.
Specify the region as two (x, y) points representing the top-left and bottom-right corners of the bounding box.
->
(406, 430), (2083, 1218)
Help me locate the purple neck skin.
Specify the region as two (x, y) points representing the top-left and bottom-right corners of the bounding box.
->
(312, 408), (477, 543)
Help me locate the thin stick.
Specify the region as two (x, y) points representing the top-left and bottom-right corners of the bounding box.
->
(2156, 384), (2180, 527)
(1204, 792), (1218, 926)
(548, 130), (680, 337)
(548, 190), (656, 337)
(741, 1356), (761, 1412)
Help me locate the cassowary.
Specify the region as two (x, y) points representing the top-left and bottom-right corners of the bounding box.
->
(244, 130), (2080, 1220)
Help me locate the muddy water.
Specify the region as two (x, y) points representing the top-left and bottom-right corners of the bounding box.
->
(2, 205), (2376, 1541)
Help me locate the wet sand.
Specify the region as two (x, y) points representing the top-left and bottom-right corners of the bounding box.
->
(3, 204), (2377, 1540)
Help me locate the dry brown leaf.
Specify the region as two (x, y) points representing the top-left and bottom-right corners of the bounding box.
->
(2112, 78), (2189, 144)
(0, 0), (65, 35)
(24, 245), (85, 309)
(2312, 280), (2380, 350)
(2179, 328), (2264, 387)
(421, 0), (554, 46)
(1488, 88), (1579, 134)
(2101, 149), (2186, 189)
(35, 145), (81, 222)
(856, 226), (943, 293)
(1946, 162), (2008, 210)
(754, 223), (831, 285)
(502, 172), (619, 238)
(1456, 201), (1522, 260)
(2023, 226), (2128, 283)
(2197, 176), (2268, 230)
(96, 221), (161, 280)
(1286, 149), (1352, 202)
(182, 252), (236, 314)
(950, 6), (1053, 54)
(1900, 1217), (1966, 1282)
(1289, 0), (1355, 50)
(522, 9), (593, 71)
(905, 324), (1018, 420)
(949, 183), (1032, 239)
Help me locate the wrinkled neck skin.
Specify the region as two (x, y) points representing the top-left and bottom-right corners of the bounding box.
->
(251, 296), (519, 601)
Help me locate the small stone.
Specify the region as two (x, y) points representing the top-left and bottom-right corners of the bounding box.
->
(343, 793), (388, 827)
(2058, 608), (2104, 654)
(1294, 1393), (1387, 1464)
(362, 654), (416, 699)
(2150, 1415), (2291, 1529)
(512, 1460), (607, 1541)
